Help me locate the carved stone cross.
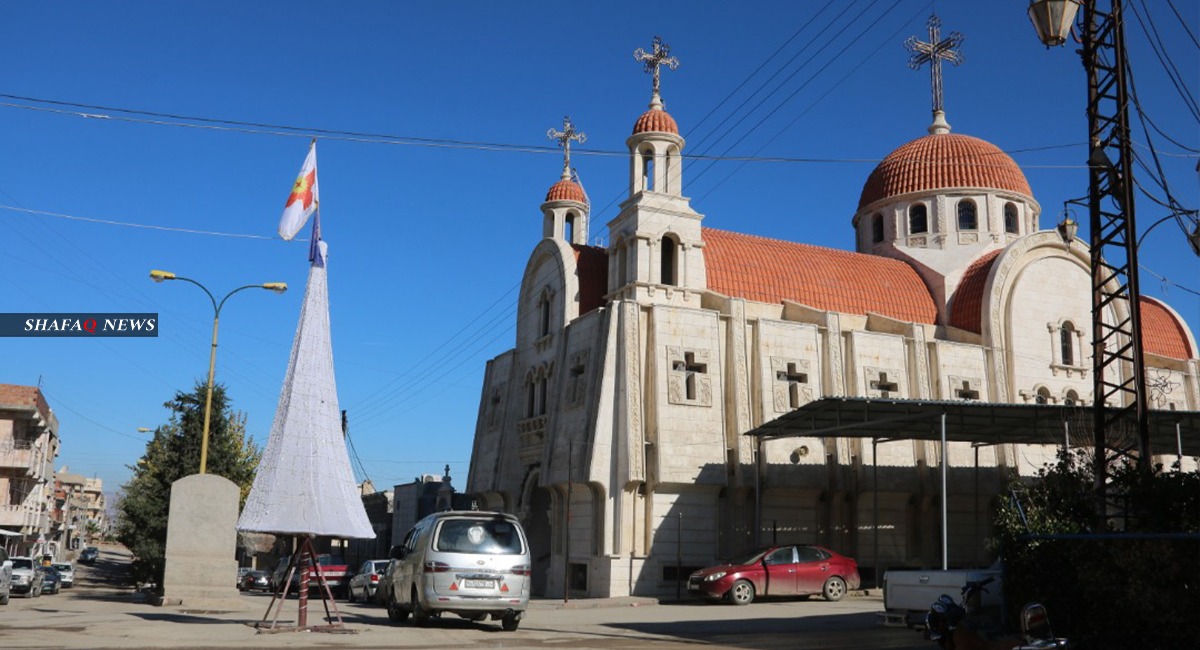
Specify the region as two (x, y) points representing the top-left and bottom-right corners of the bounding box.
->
(870, 372), (899, 398)
(955, 380), (980, 401)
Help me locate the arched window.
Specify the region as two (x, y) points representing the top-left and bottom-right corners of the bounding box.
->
(1004, 202), (1019, 234)
(641, 149), (654, 191)
(661, 236), (677, 286)
(1064, 390), (1080, 406)
(538, 291), (551, 337)
(1035, 387), (1051, 404)
(565, 212), (576, 243)
(958, 199), (977, 230)
(1060, 321), (1075, 366)
(526, 377), (536, 418)
(909, 204), (928, 234)
(537, 375), (548, 415)
(871, 214), (884, 243)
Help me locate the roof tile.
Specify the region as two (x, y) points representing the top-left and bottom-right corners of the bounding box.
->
(702, 228), (938, 324)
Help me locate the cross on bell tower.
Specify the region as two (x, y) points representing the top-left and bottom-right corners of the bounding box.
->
(905, 14), (964, 134)
(634, 35), (679, 110)
(547, 116), (587, 181)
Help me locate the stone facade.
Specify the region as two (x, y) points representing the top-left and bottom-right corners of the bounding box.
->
(467, 92), (1200, 598)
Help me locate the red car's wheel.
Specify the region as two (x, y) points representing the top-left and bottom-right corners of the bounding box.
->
(728, 579), (755, 605)
(823, 576), (847, 602)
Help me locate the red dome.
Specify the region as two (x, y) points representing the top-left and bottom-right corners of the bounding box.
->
(632, 108), (679, 135)
(545, 179), (586, 203)
(858, 133), (1031, 210)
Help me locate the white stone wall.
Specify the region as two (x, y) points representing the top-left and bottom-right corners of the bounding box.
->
(649, 305), (727, 486)
(1005, 254), (1094, 403)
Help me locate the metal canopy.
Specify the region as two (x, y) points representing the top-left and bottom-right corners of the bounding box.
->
(745, 397), (1200, 458)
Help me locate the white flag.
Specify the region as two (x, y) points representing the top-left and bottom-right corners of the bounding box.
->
(278, 142), (319, 241)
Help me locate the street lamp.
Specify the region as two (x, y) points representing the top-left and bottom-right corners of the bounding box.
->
(149, 269), (287, 474)
(1027, 0), (1081, 47)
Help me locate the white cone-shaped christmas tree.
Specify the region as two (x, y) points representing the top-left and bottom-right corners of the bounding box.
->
(237, 247), (373, 538)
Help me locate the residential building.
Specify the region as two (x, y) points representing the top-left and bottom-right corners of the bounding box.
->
(0, 384), (59, 556)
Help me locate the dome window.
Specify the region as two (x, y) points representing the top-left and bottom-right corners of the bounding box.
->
(871, 214), (884, 243)
(565, 212), (576, 243)
(909, 204), (928, 234)
(957, 199), (978, 231)
(1004, 202), (1019, 234)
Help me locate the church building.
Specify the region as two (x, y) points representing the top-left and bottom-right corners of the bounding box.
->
(466, 36), (1198, 598)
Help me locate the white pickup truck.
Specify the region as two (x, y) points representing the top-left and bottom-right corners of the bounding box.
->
(880, 565), (1003, 627)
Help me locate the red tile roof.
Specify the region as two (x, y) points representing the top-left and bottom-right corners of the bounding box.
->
(702, 228), (938, 324)
(572, 244), (608, 315)
(1141, 296), (1194, 360)
(545, 179), (587, 203)
(632, 108), (679, 135)
(858, 133), (1032, 210)
(949, 250), (1002, 333)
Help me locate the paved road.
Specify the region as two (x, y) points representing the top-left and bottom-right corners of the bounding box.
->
(0, 546), (932, 650)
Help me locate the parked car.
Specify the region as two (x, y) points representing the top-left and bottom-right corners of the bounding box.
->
(271, 553), (350, 597)
(0, 547), (12, 605)
(237, 566), (253, 587)
(239, 569), (271, 592)
(688, 544), (861, 605)
(79, 547), (99, 564)
(9, 557), (44, 598)
(41, 567), (62, 595)
(347, 559), (390, 604)
(383, 510), (531, 631)
(51, 563), (74, 588)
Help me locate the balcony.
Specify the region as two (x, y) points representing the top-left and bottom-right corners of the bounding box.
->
(0, 438), (36, 473)
(516, 416), (547, 465)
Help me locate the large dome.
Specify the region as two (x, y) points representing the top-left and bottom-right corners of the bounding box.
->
(858, 133), (1031, 210)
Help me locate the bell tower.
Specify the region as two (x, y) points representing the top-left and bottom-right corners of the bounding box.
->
(607, 36), (706, 302)
(541, 116), (589, 246)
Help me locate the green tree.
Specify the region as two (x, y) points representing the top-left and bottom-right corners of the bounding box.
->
(115, 381), (262, 589)
(992, 450), (1199, 649)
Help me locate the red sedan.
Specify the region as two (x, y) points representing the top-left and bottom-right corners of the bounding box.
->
(688, 545), (861, 605)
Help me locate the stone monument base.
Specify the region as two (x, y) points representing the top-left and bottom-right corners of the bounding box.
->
(159, 473), (248, 612)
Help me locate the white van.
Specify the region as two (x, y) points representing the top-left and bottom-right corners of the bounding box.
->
(383, 511), (531, 631)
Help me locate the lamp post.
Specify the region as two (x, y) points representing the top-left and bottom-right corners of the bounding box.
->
(1029, 0), (1153, 528)
(150, 269), (287, 474)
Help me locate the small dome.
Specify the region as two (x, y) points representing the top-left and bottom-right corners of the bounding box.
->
(632, 108), (679, 135)
(545, 178), (586, 203)
(858, 133), (1031, 210)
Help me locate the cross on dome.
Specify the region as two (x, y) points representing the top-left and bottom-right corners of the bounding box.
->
(547, 116), (587, 180)
(905, 14), (964, 134)
(634, 36), (679, 110)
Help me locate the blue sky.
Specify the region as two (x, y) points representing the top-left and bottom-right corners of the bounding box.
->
(2, 2), (1196, 497)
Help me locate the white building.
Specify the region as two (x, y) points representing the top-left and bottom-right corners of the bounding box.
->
(467, 61), (1198, 598)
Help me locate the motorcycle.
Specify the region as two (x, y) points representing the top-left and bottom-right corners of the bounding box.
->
(924, 577), (1068, 650)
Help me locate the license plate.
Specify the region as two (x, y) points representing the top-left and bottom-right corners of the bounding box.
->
(464, 579), (494, 589)
(688, 584), (699, 591)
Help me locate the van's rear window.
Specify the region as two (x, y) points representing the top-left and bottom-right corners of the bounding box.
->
(435, 519), (523, 555)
